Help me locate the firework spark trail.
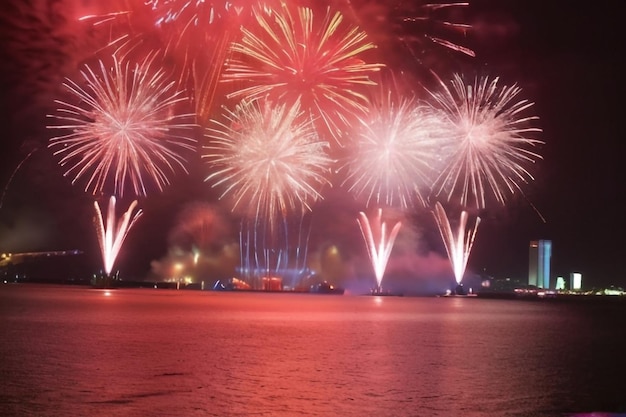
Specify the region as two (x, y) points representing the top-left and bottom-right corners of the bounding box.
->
(432, 201), (480, 285)
(340, 87), (447, 209)
(147, 0), (252, 27)
(74, 0), (238, 122)
(358, 209), (402, 291)
(427, 73), (543, 209)
(145, 0), (274, 123)
(94, 196), (143, 275)
(0, 147), (39, 210)
(237, 215), (308, 288)
(47, 51), (197, 198)
(340, 0), (474, 75)
(75, 0), (157, 62)
(399, 2), (474, 57)
(79, 11), (132, 28)
(222, 3), (384, 145)
(203, 98), (334, 226)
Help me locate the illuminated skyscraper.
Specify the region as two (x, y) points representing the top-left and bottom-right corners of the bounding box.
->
(570, 272), (582, 290)
(529, 240), (551, 288)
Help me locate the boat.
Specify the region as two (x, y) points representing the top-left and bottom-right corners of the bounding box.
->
(91, 270), (120, 289)
(368, 288), (403, 297)
(310, 281), (345, 295)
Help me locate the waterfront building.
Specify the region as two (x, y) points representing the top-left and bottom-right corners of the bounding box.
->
(529, 240), (551, 289)
(570, 272), (582, 290)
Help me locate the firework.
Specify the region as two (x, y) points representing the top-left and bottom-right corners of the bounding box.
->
(432, 201), (480, 285)
(146, 0), (265, 28)
(358, 208), (402, 291)
(0, 147), (39, 210)
(145, 0), (273, 122)
(93, 196), (143, 276)
(427, 73), (543, 209)
(222, 3), (384, 144)
(341, 0), (474, 75)
(204, 97), (333, 287)
(339, 85), (447, 209)
(75, 0), (159, 63)
(47, 52), (197, 198)
(203, 98), (333, 224)
(237, 213), (315, 290)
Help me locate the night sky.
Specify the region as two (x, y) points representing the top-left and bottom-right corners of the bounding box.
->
(0, 0), (623, 291)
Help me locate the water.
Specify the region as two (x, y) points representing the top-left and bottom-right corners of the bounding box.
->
(1, 284), (625, 417)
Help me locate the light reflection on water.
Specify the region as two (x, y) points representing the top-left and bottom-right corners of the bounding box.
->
(1, 284), (625, 417)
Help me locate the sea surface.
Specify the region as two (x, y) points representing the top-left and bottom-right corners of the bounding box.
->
(1, 284), (625, 417)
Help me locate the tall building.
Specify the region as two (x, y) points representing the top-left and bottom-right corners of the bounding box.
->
(570, 272), (582, 290)
(529, 240), (551, 288)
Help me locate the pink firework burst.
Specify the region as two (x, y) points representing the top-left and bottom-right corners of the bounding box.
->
(427, 73), (543, 209)
(221, 3), (384, 144)
(47, 51), (197, 198)
(340, 82), (448, 209)
(203, 98), (334, 226)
